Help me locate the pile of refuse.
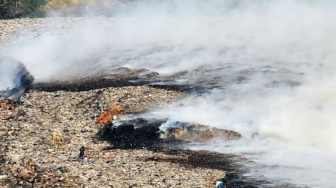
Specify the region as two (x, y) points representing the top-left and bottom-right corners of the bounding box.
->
(162, 124), (241, 141)
(0, 55), (34, 101)
(97, 118), (242, 149)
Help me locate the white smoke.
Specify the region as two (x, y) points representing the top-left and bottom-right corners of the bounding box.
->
(0, 55), (23, 90)
(4, 0), (334, 81)
(2, 0), (336, 186)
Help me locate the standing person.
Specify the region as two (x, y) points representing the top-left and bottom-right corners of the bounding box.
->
(79, 146), (85, 162)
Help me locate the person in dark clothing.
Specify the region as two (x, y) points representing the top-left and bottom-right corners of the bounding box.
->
(79, 146), (85, 161)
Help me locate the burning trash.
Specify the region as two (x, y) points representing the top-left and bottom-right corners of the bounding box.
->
(96, 105), (124, 124)
(0, 55), (34, 101)
(161, 123), (241, 141)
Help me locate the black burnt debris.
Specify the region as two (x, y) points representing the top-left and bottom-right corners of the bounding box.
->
(30, 67), (209, 93)
(96, 118), (166, 149)
(0, 59), (278, 187)
(97, 118), (237, 150)
(97, 118), (268, 187)
(97, 118), (241, 150)
(0, 55), (34, 100)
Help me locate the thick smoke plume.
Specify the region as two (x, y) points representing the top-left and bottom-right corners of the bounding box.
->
(2, 0), (336, 187)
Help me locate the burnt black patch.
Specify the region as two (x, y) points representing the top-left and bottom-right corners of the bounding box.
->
(31, 77), (148, 92)
(96, 118), (166, 149)
(30, 67), (209, 94)
(32, 78), (209, 94)
(96, 118), (280, 188)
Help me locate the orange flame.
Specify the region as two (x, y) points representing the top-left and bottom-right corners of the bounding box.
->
(96, 105), (124, 124)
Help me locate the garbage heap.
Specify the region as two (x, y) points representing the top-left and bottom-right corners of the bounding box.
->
(0, 55), (34, 101)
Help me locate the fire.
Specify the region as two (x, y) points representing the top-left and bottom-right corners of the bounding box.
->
(96, 105), (124, 124)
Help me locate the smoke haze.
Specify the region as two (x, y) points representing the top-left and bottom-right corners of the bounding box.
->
(2, 0), (336, 187)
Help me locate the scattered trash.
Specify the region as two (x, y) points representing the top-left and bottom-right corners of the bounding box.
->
(83, 157), (88, 163)
(47, 149), (53, 153)
(191, 178), (198, 183)
(0, 99), (17, 110)
(0, 175), (7, 184)
(51, 131), (65, 148)
(57, 167), (69, 174)
(25, 163), (37, 173)
(96, 105), (124, 124)
(216, 181), (224, 188)
(18, 168), (34, 181)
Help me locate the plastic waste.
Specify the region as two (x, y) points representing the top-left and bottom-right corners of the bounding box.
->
(216, 181), (224, 188)
(57, 167), (69, 174)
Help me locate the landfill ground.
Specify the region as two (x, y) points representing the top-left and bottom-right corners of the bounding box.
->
(0, 17), (280, 188)
(0, 81), (266, 188)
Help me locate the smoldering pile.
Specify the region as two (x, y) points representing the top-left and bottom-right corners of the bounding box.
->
(0, 61), (259, 187)
(0, 55), (34, 101)
(97, 118), (241, 150)
(0, 16), (271, 187)
(0, 78), (259, 187)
